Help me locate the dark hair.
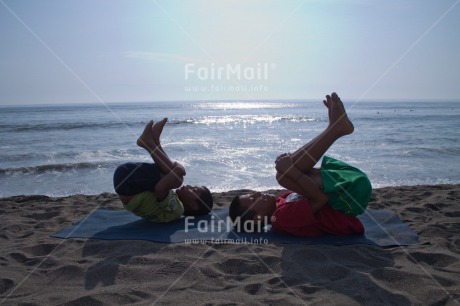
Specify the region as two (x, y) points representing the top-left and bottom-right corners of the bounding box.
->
(229, 195), (256, 224)
(183, 186), (213, 216)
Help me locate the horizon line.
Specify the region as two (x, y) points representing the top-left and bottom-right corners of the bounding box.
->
(1, 98), (460, 107)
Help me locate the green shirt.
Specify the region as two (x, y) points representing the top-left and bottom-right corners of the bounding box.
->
(125, 190), (184, 223)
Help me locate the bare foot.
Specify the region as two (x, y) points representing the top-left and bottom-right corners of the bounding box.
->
(327, 92), (354, 136)
(136, 120), (156, 150)
(151, 118), (168, 145)
(323, 97), (331, 121)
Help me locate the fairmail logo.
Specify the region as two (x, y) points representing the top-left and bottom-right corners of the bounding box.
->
(184, 63), (275, 81)
(184, 215), (270, 233)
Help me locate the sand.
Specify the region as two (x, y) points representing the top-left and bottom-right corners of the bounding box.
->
(0, 185), (459, 305)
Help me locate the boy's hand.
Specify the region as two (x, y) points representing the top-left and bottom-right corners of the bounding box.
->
(173, 162), (186, 176)
(275, 153), (294, 174)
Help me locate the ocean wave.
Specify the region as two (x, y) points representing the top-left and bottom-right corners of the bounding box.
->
(169, 115), (318, 125)
(402, 147), (460, 157)
(1, 114), (319, 133)
(0, 161), (115, 176)
(0, 151), (83, 163)
(0, 121), (142, 132)
(355, 113), (460, 122)
(0, 149), (142, 164)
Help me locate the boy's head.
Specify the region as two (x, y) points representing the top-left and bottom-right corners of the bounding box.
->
(229, 192), (277, 228)
(176, 185), (213, 216)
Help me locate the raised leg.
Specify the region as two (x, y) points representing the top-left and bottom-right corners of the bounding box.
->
(275, 92), (354, 213)
(137, 119), (175, 174)
(151, 118), (170, 161)
(290, 92), (354, 172)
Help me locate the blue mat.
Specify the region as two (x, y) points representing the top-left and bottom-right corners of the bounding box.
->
(52, 208), (418, 247)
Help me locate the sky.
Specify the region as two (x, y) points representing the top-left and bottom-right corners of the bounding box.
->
(0, 0), (459, 105)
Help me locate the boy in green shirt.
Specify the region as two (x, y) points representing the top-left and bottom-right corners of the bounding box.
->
(113, 118), (213, 222)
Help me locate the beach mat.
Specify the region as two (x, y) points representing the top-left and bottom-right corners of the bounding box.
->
(52, 208), (418, 247)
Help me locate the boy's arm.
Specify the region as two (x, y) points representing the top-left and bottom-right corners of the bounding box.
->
(154, 163), (186, 201)
(147, 144), (176, 175)
(275, 154), (328, 213)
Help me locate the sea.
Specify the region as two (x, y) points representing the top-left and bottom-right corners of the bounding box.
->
(1, 100), (459, 197)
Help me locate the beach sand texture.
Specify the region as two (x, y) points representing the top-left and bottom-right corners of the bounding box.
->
(1, 185), (459, 305)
